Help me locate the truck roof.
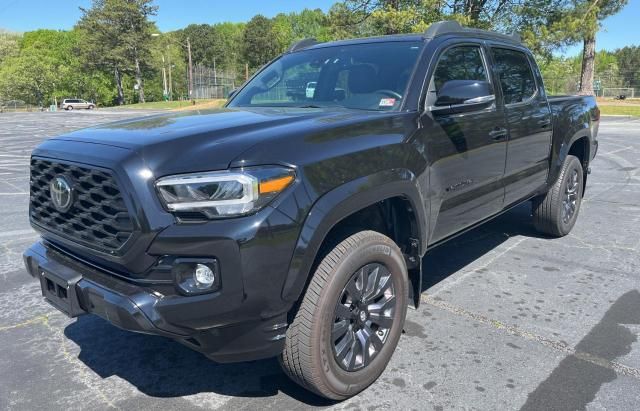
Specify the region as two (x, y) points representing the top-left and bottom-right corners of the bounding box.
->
(289, 21), (522, 53)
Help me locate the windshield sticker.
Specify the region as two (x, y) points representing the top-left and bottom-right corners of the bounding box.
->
(379, 98), (396, 107)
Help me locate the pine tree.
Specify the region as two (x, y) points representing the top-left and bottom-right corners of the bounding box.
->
(77, 0), (157, 104)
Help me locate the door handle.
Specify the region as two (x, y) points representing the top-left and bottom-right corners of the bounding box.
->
(538, 120), (551, 128)
(489, 127), (508, 141)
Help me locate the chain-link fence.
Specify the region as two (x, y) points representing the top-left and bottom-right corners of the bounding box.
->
(0, 100), (38, 112)
(543, 71), (640, 99)
(192, 64), (236, 100)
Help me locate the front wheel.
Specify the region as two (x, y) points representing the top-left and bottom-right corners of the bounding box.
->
(280, 231), (408, 400)
(533, 154), (584, 237)
(66, 106), (73, 111)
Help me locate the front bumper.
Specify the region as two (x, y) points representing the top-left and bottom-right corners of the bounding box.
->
(23, 241), (288, 363)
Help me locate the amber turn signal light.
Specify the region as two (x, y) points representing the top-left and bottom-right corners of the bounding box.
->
(259, 175), (294, 194)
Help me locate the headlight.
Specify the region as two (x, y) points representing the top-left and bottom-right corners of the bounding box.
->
(155, 166), (295, 218)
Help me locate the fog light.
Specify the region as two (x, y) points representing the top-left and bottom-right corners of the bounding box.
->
(171, 258), (220, 295)
(194, 264), (215, 289)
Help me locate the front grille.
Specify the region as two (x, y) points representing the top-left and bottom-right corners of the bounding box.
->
(30, 158), (134, 253)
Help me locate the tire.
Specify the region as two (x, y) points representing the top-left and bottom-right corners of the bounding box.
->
(280, 230), (408, 400)
(67, 106), (73, 111)
(88, 105), (94, 110)
(533, 154), (584, 237)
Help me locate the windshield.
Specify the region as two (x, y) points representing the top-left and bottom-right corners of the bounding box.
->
(229, 41), (423, 111)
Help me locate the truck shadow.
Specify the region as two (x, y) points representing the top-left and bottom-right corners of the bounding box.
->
(64, 315), (334, 406)
(64, 202), (544, 405)
(421, 202), (542, 291)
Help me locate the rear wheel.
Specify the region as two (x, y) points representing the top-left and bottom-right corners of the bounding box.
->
(280, 231), (408, 400)
(533, 154), (584, 237)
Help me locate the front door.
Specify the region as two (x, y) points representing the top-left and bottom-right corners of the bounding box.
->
(420, 43), (508, 243)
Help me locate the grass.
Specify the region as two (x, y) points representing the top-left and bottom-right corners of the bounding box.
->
(596, 97), (640, 117)
(598, 104), (640, 117)
(110, 99), (227, 111)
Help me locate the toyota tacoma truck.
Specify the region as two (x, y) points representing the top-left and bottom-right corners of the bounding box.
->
(23, 21), (599, 400)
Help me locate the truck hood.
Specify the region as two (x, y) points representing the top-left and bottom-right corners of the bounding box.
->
(52, 107), (388, 176)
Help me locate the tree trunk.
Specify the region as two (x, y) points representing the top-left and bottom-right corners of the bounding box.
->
(134, 57), (145, 103)
(578, 35), (596, 96)
(114, 66), (125, 105)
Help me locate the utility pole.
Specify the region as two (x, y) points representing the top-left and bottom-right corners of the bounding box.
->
(167, 53), (173, 100)
(213, 57), (217, 86)
(187, 37), (194, 103)
(151, 32), (191, 102)
(161, 54), (168, 100)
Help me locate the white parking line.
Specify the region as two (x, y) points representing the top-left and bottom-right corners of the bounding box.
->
(0, 229), (36, 238)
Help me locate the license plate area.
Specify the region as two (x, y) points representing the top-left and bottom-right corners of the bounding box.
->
(39, 269), (86, 318)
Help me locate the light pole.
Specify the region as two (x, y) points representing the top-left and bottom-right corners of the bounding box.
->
(152, 33), (194, 103)
(161, 54), (168, 99)
(186, 37), (193, 102)
(168, 57), (173, 100)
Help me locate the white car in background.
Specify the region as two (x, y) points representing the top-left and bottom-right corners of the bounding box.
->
(61, 99), (95, 110)
(305, 82), (317, 99)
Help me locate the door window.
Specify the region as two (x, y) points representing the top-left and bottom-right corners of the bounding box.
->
(492, 48), (537, 105)
(428, 45), (491, 106)
(433, 45), (488, 91)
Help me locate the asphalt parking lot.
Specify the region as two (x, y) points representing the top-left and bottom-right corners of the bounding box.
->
(0, 111), (639, 410)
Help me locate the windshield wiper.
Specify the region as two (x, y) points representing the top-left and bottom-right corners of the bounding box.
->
(296, 104), (324, 108)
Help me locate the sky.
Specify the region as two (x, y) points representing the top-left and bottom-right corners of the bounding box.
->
(0, 0), (638, 56)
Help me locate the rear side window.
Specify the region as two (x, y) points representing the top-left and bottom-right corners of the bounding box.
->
(492, 48), (536, 104)
(433, 45), (488, 91)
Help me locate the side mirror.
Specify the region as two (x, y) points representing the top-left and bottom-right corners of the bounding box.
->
(433, 80), (494, 108)
(228, 88), (238, 99)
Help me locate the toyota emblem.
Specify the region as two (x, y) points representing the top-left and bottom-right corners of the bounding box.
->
(50, 175), (73, 212)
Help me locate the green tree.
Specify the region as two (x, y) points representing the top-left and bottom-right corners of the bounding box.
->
(243, 15), (279, 71)
(572, 0), (628, 95)
(0, 30), (84, 106)
(151, 32), (188, 99)
(527, 0), (629, 94)
(511, 0), (628, 96)
(272, 9), (331, 53)
(334, 0), (442, 35)
(0, 48), (57, 106)
(76, 0), (158, 104)
(272, 13), (295, 53)
(0, 30), (20, 66)
(614, 46), (640, 89)
(211, 22), (245, 77)
(539, 56), (580, 94)
(447, 0), (517, 28)
(178, 24), (216, 66)
(290, 9), (331, 41)
(331, 0), (527, 37)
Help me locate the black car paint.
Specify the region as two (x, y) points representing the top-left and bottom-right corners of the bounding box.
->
(24, 33), (599, 362)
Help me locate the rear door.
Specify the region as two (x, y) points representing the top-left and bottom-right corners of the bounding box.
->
(420, 42), (508, 243)
(489, 47), (552, 205)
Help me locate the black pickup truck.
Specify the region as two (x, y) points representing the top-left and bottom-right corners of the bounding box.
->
(23, 21), (599, 399)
